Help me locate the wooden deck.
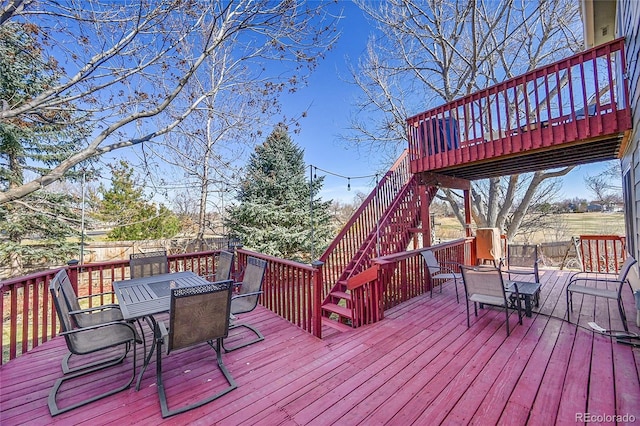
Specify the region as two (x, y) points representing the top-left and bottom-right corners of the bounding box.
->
(2, 269), (640, 425)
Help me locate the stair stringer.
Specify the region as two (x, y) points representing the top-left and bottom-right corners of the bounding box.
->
(319, 158), (439, 329)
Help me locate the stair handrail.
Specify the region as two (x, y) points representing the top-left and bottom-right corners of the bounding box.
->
(318, 150), (413, 297)
(340, 174), (421, 283)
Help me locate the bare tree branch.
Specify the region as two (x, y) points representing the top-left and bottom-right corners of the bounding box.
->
(1, 0), (339, 205)
(347, 0), (581, 238)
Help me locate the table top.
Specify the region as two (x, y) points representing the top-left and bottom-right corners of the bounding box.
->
(113, 271), (210, 320)
(505, 280), (541, 295)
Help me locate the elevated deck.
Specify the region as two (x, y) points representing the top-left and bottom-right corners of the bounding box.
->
(407, 38), (632, 181)
(2, 269), (639, 424)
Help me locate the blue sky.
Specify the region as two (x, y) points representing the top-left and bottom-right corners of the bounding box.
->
(274, 1), (616, 204)
(277, 1), (379, 204)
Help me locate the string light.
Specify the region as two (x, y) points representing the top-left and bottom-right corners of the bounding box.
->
(308, 163), (382, 262)
(309, 164), (380, 191)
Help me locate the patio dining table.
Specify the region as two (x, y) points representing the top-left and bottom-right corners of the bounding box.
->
(112, 271), (213, 389)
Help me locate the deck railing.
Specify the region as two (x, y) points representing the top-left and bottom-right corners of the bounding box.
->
(1, 250), (227, 364)
(346, 238), (473, 326)
(406, 38), (630, 173)
(0, 249), (326, 363)
(578, 234), (627, 274)
(3, 234), (624, 362)
(236, 248), (323, 337)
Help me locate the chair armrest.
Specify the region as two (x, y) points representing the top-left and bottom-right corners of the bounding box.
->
(156, 321), (171, 354)
(76, 291), (115, 300)
(60, 320), (138, 340)
(69, 304), (121, 316)
(568, 276), (625, 286)
(231, 291), (264, 300)
(439, 261), (461, 274)
(568, 270), (618, 281)
(502, 269), (536, 276)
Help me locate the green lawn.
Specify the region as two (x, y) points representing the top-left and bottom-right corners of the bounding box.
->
(436, 212), (625, 244)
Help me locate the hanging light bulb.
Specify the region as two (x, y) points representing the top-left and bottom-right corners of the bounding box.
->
(347, 177), (351, 191)
(314, 167), (317, 180)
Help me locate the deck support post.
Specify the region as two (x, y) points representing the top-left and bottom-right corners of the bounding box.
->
(464, 189), (472, 238)
(420, 184), (432, 247)
(66, 259), (80, 296)
(311, 260), (324, 339)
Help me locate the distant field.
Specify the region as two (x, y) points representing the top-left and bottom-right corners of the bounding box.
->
(435, 212), (625, 244)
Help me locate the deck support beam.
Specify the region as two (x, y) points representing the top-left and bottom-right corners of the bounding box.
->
(419, 172), (470, 190)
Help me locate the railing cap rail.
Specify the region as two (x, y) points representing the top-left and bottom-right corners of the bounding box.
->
(373, 237), (473, 265)
(0, 267), (63, 289)
(237, 248), (317, 271)
(406, 37), (626, 124)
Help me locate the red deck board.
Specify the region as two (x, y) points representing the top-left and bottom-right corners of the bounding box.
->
(527, 321), (577, 424)
(587, 333), (616, 416)
(387, 312), (508, 425)
(555, 327), (594, 420)
(1, 269), (640, 425)
(363, 313), (502, 424)
(474, 311), (562, 424)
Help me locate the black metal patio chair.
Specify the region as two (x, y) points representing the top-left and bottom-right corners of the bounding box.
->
(155, 280), (236, 418)
(421, 249), (462, 302)
(48, 270), (139, 416)
(566, 255), (638, 332)
(223, 256), (267, 352)
(56, 269), (125, 374)
(130, 250), (168, 278)
(460, 265), (522, 336)
(210, 250), (234, 282)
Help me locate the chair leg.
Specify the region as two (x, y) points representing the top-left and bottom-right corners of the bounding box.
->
(454, 279), (459, 303)
(466, 299), (470, 328)
(618, 298), (629, 333)
(157, 338), (237, 418)
(222, 323), (265, 352)
(49, 341), (136, 416)
(505, 306), (510, 336)
(566, 289), (572, 324)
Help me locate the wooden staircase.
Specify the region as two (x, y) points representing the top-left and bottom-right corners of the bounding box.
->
(319, 151), (438, 332)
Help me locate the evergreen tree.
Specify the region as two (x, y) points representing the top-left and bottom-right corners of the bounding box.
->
(225, 125), (332, 262)
(0, 22), (87, 275)
(94, 161), (182, 240)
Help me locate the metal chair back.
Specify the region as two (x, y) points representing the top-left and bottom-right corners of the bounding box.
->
(421, 250), (442, 275)
(215, 250), (234, 282)
(130, 250), (168, 278)
(231, 257), (267, 315)
(56, 269), (82, 314)
(167, 281), (233, 354)
(50, 271), (76, 336)
(617, 255), (637, 282)
(461, 265), (507, 301)
(507, 244), (539, 268)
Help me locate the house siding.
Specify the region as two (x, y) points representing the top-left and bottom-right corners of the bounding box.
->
(618, 0), (640, 259)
